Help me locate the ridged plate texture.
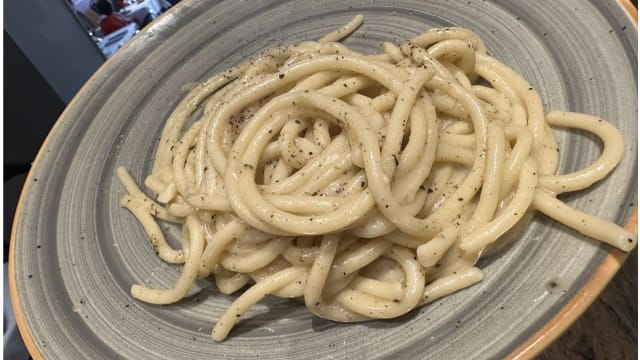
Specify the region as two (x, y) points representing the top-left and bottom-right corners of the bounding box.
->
(10, 1), (637, 359)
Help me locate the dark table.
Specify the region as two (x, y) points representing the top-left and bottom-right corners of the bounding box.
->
(540, 250), (637, 359)
(5, 1), (637, 358)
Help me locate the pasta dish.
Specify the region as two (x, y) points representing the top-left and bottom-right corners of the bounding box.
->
(117, 16), (637, 341)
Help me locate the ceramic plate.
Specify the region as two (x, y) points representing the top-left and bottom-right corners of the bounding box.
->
(10, 1), (637, 359)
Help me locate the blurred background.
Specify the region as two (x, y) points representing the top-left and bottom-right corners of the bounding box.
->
(3, 1), (181, 358)
(3, 0), (637, 359)
(4, 0), (182, 245)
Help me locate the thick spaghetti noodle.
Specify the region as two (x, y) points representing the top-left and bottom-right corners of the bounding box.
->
(117, 16), (637, 341)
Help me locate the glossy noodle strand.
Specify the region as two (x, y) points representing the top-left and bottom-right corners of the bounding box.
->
(117, 17), (637, 341)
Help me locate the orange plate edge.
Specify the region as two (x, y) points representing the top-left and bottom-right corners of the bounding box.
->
(7, 2), (192, 359)
(507, 209), (637, 359)
(9, 1), (639, 359)
(507, 1), (638, 357)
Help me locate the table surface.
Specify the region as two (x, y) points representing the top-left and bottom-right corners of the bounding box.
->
(7, 1), (638, 357)
(540, 250), (638, 359)
(540, 4), (637, 357)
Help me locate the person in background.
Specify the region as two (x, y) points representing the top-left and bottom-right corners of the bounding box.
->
(113, 0), (128, 11)
(90, 0), (134, 36)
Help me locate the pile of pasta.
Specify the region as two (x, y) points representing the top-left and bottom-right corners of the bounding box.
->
(117, 16), (637, 341)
